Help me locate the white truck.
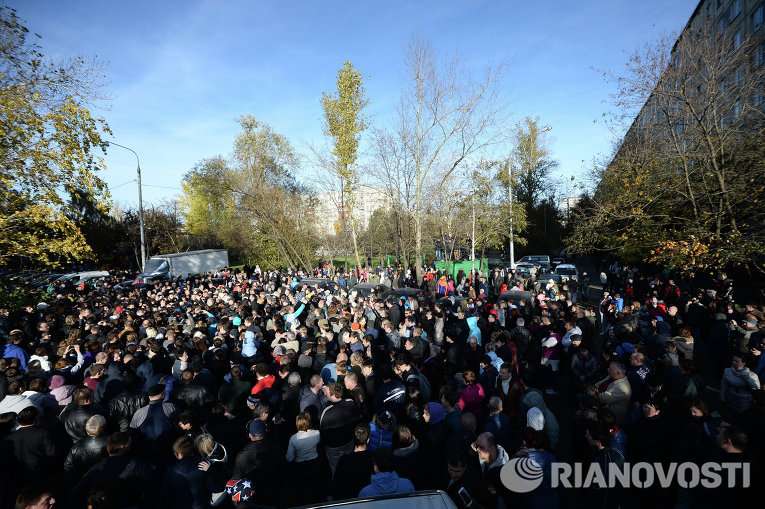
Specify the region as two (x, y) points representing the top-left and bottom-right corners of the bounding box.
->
(137, 249), (229, 283)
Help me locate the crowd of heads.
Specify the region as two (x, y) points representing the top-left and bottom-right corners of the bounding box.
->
(0, 261), (762, 508)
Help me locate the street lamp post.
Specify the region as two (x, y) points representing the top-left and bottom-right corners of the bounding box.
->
(105, 141), (146, 271)
(507, 161), (515, 269)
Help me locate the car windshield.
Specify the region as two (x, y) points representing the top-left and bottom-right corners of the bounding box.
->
(557, 267), (577, 275)
(528, 256), (549, 262)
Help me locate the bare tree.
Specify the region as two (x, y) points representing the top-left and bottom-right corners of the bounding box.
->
(400, 39), (505, 280)
(369, 121), (417, 267)
(569, 22), (765, 272)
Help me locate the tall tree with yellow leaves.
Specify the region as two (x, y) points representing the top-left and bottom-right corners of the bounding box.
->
(321, 61), (367, 272)
(0, 7), (110, 268)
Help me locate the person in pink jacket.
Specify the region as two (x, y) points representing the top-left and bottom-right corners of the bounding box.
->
(457, 370), (486, 417)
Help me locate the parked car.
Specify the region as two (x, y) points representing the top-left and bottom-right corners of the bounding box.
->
(513, 262), (537, 278)
(297, 490), (458, 509)
(499, 290), (534, 304)
(436, 295), (466, 312)
(518, 255), (552, 272)
(383, 287), (425, 302)
(350, 283), (387, 297)
(551, 257), (566, 267)
(114, 279), (139, 291)
(299, 277), (338, 292)
(540, 273), (563, 284)
(554, 263), (579, 282)
(30, 273), (64, 288)
(55, 271), (110, 284)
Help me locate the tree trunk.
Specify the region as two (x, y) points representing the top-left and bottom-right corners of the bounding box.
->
(414, 179), (424, 281)
(275, 240), (295, 269)
(350, 220), (362, 273)
(394, 209), (403, 268)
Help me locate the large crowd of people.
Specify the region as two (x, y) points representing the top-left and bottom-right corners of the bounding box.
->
(0, 261), (762, 509)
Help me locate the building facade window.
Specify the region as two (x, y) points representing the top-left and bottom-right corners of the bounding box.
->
(754, 3), (765, 31)
(755, 91), (765, 109)
(730, 0), (742, 20)
(756, 42), (765, 66)
(733, 29), (743, 50)
(733, 98), (742, 118)
(719, 15), (727, 33)
(735, 65), (745, 87)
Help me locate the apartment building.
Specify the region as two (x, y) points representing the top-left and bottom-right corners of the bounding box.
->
(313, 186), (390, 237)
(619, 0), (765, 149)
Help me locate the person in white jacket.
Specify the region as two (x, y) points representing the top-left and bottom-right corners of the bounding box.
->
(591, 361), (632, 424)
(720, 354), (761, 414)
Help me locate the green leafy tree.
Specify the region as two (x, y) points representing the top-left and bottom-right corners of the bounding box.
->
(0, 7), (110, 267)
(510, 117), (558, 213)
(180, 117), (319, 270)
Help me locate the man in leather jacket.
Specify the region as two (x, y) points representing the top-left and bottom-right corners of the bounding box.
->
(64, 414), (108, 482)
(175, 369), (214, 412)
(71, 432), (158, 508)
(107, 372), (148, 432)
(59, 387), (98, 442)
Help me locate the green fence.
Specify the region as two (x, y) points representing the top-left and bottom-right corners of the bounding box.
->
(329, 255), (398, 268)
(434, 258), (489, 276)
(325, 256), (488, 275)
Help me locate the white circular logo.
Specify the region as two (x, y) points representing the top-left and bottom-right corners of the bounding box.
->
(500, 457), (544, 493)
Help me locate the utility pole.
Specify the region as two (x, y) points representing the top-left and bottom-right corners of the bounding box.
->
(508, 160), (515, 268)
(106, 141), (146, 271)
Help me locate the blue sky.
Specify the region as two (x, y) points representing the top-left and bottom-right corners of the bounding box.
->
(11, 0), (699, 206)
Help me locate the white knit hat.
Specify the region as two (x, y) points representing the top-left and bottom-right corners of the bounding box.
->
(527, 407), (545, 431)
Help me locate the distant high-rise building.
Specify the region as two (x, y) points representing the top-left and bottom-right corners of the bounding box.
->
(314, 186), (390, 237)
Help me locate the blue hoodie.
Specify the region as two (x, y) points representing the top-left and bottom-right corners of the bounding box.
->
(2, 344), (28, 371)
(358, 472), (415, 497)
(466, 316), (482, 345)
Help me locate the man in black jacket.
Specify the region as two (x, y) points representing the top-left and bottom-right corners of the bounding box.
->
(393, 354), (431, 403)
(71, 432), (157, 508)
(64, 414), (108, 482)
(94, 360), (126, 406)
(373, 364), (406, 418)
(3, 406), (58, 485)
(333, 424), (374, 500)
(130, 384), (176, 461)
(510, 317), (532, 365)
(175, 369), (214, 412)
(232, 419), (282, 507)
(59, 387), (97, 442)
(107, 373), (147, 432)
(161, 436), (210, 509)
(320, 383), (361, 477)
